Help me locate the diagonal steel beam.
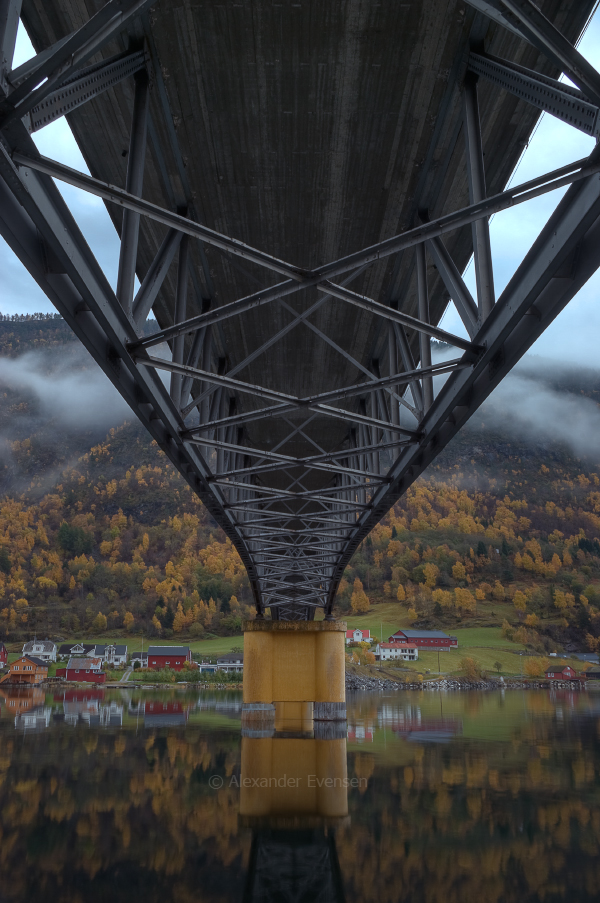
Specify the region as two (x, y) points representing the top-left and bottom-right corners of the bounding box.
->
(0, 0), (154, 129)
(497, 0), (600, 105)
(11, 153), (309, 281)
(28, 50), (147, 133)
(469, 52), (600, 138)
(424, 235), (479, 338)
(132, 228), (182, 326)
(17, 150), (600, 353)
(319, 280), (479, 349)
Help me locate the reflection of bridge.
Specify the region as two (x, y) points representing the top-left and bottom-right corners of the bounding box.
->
(1, 0), (599, 624)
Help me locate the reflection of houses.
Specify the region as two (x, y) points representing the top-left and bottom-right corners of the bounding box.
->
(99, 701), (123, 727)
(392, 708), (462, 743)
(0, 655), (48, 685)
(15, 707), (52, 731)
(0, 687), (45, 717)
(144, 700), (189, 727)
(54, 689), (122, 727)
(347, 723), (374, 743)
(22, 639), (57, 662)
(375, 642), (418, 662)
(0, 642), (7, 668)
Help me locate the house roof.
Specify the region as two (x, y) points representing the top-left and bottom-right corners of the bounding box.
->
(114, 645), (127, 654)
(23, 656), (48, 668)
(346, 629), (370, 637)
(130, 651), (148, 659)
(66, 657), (102, 670)
(545, 666), (575, 674)
(378, 642), (416, 649)
(217, 654), (244, 663)
(23, 640), (56, 652)
(58, 643), (94, 655)
(392, 629), (453, 639)
(147, 646), (190, 656)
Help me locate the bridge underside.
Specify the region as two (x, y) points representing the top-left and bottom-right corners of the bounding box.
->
(1, 0), (600, 618)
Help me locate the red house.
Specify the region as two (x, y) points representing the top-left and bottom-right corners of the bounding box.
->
(147, 645), (192, 671)
(0, 642), (7, 668)
(545, 665), (577, 680)
(388, 629), (458, 649)
(56, 657), (106, 683)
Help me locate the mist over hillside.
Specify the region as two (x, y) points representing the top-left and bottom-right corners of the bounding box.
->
(2, 315), (600, 657)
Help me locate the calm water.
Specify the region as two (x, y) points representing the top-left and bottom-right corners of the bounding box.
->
(1, 686), (599, 902)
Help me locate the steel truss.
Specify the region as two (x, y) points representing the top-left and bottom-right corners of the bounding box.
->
(1, 0), (600, 619)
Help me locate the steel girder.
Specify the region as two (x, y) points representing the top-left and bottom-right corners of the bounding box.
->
(1, 0), (600, 620)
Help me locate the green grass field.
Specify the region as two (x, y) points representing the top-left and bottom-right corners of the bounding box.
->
(2, 600), (586, 680)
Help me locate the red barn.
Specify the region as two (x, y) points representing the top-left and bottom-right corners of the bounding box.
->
(545, 665), (577, 680)
(56, 657), (106, 683)
(0, 642), (7, 668)
(388, 629), (458, 649)
(147, 646), (192, 671)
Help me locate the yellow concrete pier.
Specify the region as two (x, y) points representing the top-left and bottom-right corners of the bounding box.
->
(242, 620), (346, 727)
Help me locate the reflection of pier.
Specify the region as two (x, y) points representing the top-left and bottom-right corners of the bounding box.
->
(240, 734), (348, 902)
(244, 829), (345, 903)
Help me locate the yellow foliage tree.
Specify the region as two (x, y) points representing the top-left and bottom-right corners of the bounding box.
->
(492, 581), (505, 601)
(524, 657), (549, 678)
(407, 607), (418, 623)
(513, 590), (527, 612)
(423, 563), (439, 588)
(152, 614), (162, 635)
(173, 602), (187, 633)
(452, 561), (467, 581)
(123, 611), (135, 631)
(92, 612), (107, 632)
(351, 578), (370, 613)
(460, 657), (481, 680)
(396, 584), (406, 603)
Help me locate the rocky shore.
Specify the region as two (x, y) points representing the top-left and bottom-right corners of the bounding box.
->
(345, 674), (584, 692)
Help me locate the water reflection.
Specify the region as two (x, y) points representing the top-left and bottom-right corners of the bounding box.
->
(1, 688), (600, 901)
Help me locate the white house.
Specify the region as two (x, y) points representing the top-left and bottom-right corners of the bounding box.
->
(95, 644), (128, 666)
(22, 639), (57, 662)
(345, 629), (371, 645)
(376, 642), (418, 662)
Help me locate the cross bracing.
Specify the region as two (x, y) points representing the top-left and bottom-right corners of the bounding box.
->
(1, 0), (600, 619)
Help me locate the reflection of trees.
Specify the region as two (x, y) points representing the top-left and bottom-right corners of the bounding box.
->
(339, 713), (600, 902)
(0, 728), (249, 902)
(1, 709), (600, 901)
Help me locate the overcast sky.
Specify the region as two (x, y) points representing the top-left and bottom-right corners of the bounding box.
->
(1, 12), (600, 370)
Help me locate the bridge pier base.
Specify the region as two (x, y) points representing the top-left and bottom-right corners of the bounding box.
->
(242, 620), (346, 731)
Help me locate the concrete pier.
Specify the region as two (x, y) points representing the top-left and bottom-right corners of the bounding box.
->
(242, 620), (346, 730)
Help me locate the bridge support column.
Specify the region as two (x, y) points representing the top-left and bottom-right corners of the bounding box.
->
(242, 620), (346, 731)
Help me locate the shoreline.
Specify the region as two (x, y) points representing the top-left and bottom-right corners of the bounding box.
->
(346, 674), (588, 692)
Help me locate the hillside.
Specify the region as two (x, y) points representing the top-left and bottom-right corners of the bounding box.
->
(1, 316), (600, 659)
